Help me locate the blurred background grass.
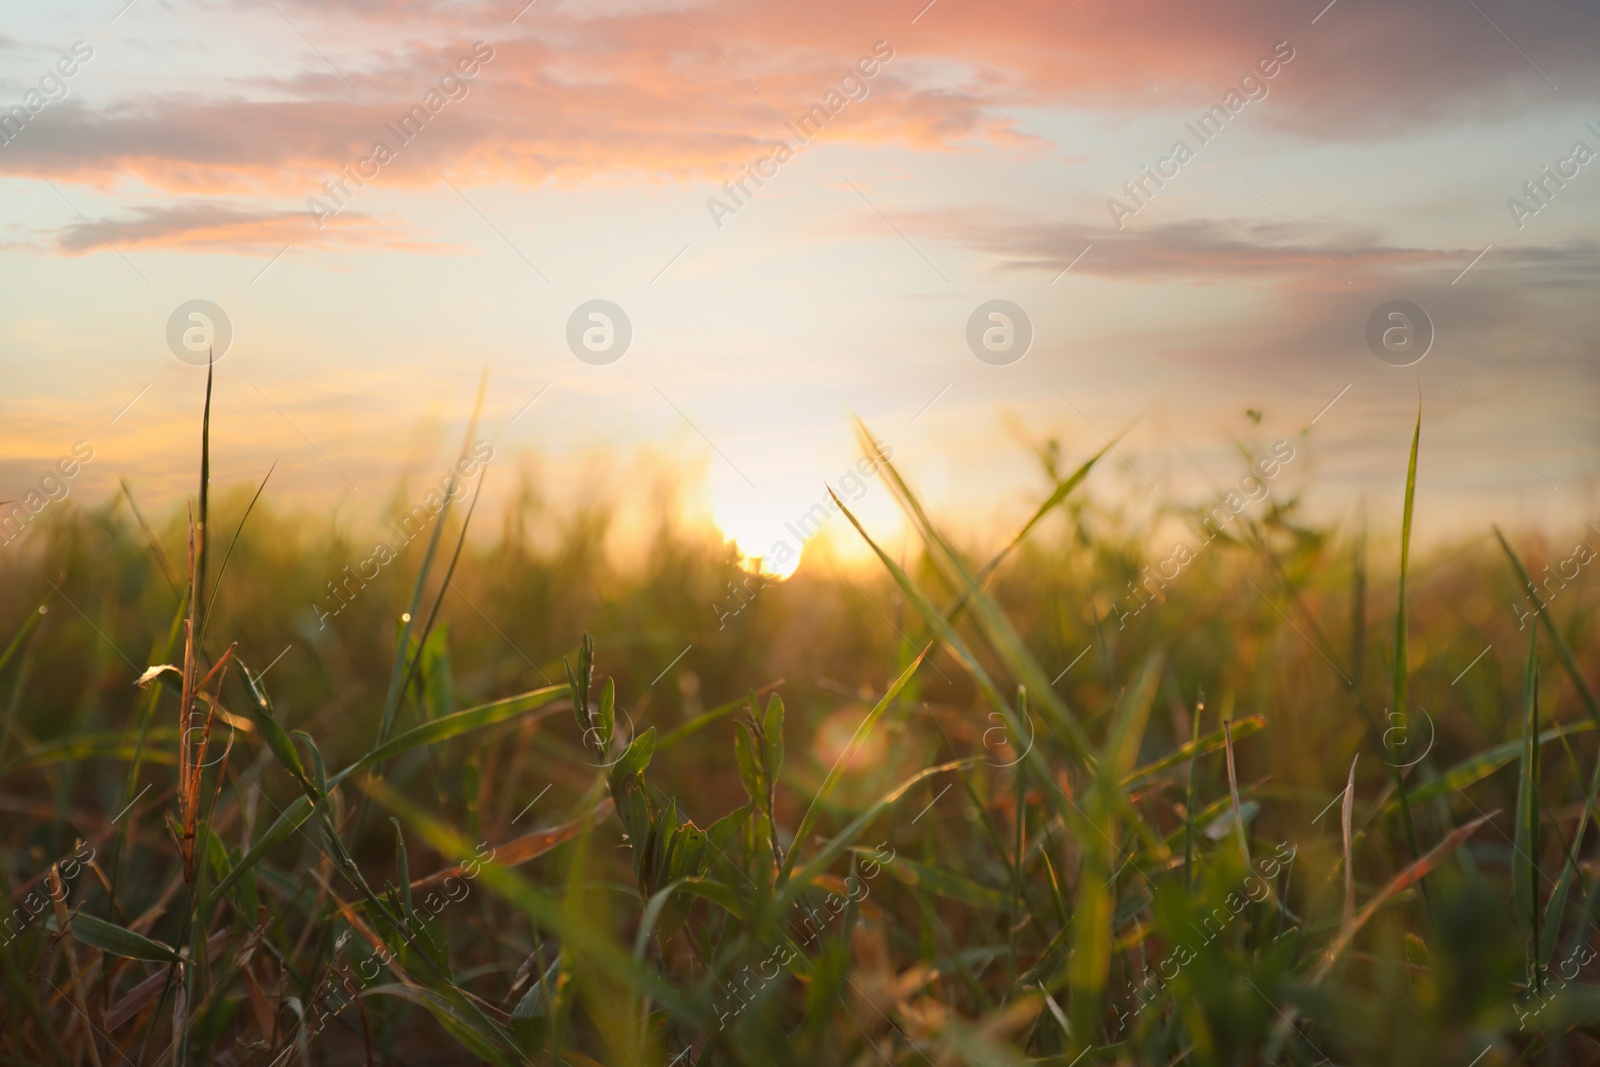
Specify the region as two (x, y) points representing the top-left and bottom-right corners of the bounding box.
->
(2, 427), (1598, 1064)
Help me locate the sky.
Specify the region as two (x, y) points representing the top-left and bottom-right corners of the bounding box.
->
(1, 0), (1597, 572)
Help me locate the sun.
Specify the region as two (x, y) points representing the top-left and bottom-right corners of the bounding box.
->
(711, 486), (803, 580)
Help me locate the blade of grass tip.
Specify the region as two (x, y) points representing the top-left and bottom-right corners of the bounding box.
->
(1185, 688), (1204, 894)
(654, 679), (785, 749)
(1342, 754), (1359, 933)
(1494, 526), (1600, 728)
(200, 459), (276, 642)
(852, 415), (1106, 780)
(829, 478), (1100, 791)
(829, 482), (1113, 860)
(962, 435), (1120, 605)
(1391, 399), (1427, 910)
(1493, 541), (1600, 958)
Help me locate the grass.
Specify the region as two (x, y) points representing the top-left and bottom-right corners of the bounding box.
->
(2, 378), (1599, 1065)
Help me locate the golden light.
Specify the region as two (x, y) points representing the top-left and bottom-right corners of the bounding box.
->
(711, 482), (804, 580)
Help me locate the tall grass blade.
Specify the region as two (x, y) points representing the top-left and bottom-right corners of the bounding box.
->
(776, 644), (930, 887)
(200, 459), (275, 641)
(1390, 400), (1427, 895)
(1067, 654), (1160, 1050)
(1494, 527), (1600, 727)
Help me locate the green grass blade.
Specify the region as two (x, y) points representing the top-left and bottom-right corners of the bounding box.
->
(335, 683), (568, 784)
(200, 459), (274, 642)
(363, 777), (702, 1024)
(196, 352), (213, 639)
(1393, 402), (1419, 732)
(849, 420), (1100, 770)
(0, 730), (179, 776)
(654, 681), (784, 749)
(390, 458), (488, 739)
(1379, 718), (1594, 815)
(204, 794), (314, 910)
(1068, 654), (1161, 1049)
(373, 380), (486, 753)
(1127, 713), (1261, 789)
(964, 436), (1117, 598)
(776, 645), (930, 887)
(781, 758), (978, 908)
(870, 851), (1012, 910)
(1390, 400), (1426, 893)
(62, 912), (181, 962)
(361, 984), (518, 1067)
(828, 486), (1096, 786)
(1185, 689), (1204, 893)
(1494, 527), (1600, 728)
(0, 603), (42, 681)
(1541, 706), (1600, 969)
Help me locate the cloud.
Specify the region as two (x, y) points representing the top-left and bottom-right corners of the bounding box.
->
(45, 200), (447, 254)
(941, 214), (1600, 290)
(0, 29), (1003, 194)
(1, 0), (1591, 201)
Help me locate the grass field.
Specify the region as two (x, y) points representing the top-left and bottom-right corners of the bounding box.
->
(3, 378), (1598, 1065)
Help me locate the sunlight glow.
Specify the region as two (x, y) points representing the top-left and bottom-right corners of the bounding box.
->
(711, 488), (804, 579)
